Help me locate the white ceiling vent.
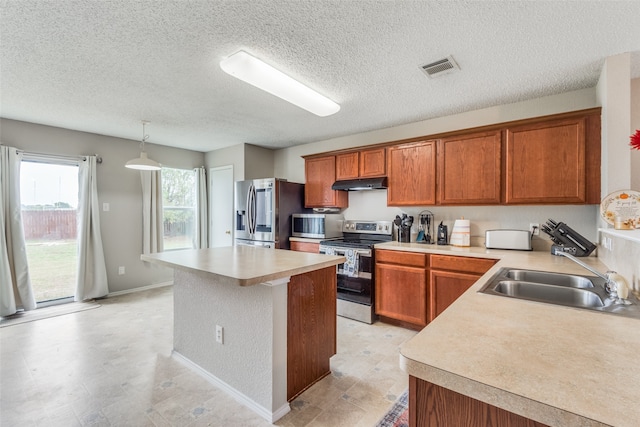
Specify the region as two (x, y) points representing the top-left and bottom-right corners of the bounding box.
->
(420, 56), (460, 79)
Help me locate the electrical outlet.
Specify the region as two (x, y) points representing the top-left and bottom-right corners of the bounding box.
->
(529, 223), (540, 236)
(216, 325), (224, 344)
(118, 266), (125, 275)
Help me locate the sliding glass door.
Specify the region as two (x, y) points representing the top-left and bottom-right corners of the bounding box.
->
(20, 160), (79, 304)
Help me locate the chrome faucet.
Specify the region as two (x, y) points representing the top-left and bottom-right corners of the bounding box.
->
(553, 249), (629, 301)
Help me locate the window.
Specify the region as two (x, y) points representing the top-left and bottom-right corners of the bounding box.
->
(162, 167), (197, 250)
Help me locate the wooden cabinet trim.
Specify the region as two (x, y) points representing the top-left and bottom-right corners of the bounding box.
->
(376, 249), (428, 267)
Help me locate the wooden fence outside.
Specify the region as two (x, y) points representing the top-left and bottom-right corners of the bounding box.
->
(22, 209), (77, 240)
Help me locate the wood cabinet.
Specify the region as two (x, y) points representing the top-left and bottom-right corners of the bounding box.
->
(438, 131), (502, 205)
(335, 152), (360, 180)
(304, 155), (348, 208)
(428, 255), (496, 322)
(387, 140), (437, 206)
(335, 147), (386, 180)
(505, 117), (589, 204)
(375, 250), (428, 328)
(287, 266), (337, 401)
(290, 241), (320, 254)
(409, 376), (549, 427)
(359, 147), (386, 177)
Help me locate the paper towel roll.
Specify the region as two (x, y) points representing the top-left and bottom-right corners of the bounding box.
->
(450, 219), (470, 247)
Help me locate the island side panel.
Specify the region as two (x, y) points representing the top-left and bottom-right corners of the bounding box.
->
(409, 376), (550, 427)
(173, 269), (287, 414)
(287, 266), (337, 401)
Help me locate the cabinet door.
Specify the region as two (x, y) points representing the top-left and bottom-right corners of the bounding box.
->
(387, 141), (437, 206)
(505, 118), (586, 204)
(290, 241), (320, 254)
(438, 131), (501, 205)
(360, 147), (386, 177)
(428, 270), (479, 322)
(304, 156), (349, 208)
(336, 152), (360, 180)
(376, 263), (428, 326)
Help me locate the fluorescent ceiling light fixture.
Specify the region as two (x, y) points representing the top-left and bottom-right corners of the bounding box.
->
(220, 50), (340, 117)
(125, 121), (161, 171)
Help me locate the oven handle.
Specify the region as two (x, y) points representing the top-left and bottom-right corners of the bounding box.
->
(337, 271), (372, 280)
(337, 286), (365, 294)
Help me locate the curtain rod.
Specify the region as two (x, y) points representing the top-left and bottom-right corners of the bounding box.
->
(16, 149), (102, 164)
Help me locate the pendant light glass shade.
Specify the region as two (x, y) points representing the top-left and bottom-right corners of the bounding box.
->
(220, 51), (340, 117)
(125, 121), (161, 170)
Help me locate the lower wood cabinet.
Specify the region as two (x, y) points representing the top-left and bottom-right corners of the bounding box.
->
(409, 376), (549, 427)
(375, 251), (497, 329)
(290, 241), (320, 254)
(429, 255), (497, 322)
(375, 250), (428, 328)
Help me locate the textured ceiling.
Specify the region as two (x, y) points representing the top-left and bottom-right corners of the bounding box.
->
(1, 1), (639, 153)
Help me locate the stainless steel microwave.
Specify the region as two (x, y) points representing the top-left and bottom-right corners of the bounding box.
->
(292, 214), (344, 239)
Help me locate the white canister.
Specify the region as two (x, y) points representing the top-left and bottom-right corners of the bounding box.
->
(450, 219), (471, 247)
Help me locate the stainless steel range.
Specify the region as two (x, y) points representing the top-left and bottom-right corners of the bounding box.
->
(319, 220), (392, 324)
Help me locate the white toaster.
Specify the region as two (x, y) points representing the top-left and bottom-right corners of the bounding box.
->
(485, 229), (532, 251)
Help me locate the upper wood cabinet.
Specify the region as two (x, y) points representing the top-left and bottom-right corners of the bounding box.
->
(387, 141), (437, 206)
(505, 117), (590, 204)
(438, 131), (502, 205)
(359, 147), (386, 177)
(335, 152), (360, 180)
(335, 147), (386, 180)
(304, 155), (349, 208)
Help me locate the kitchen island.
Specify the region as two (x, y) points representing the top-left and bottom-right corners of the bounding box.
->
(377, 242), (639, 427)
(141, 246), (344, 423)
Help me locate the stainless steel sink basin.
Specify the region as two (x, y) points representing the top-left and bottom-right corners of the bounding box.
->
(503, 269), (594, 288)
(493, 280), (604, 308)
(479, 267), (640, 319)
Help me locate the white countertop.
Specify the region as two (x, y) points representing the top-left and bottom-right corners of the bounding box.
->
(376, 242), (639, 427)
(141, 246), (344, 286)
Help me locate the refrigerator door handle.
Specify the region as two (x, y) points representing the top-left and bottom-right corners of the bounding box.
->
(247, 184), (256, 235)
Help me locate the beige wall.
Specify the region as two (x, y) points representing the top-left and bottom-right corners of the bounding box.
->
(205, 143), (276, 182)
(0, 118), (205, 293)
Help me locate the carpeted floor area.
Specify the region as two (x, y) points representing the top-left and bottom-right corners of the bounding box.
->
(0, 300), (101, 327)
(375, 389), (408, 427)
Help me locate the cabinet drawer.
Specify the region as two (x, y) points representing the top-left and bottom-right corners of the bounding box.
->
(376, 250), (427, 268)
(430, 255), (496, 275)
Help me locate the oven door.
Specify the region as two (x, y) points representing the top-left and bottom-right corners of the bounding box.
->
(327, 247), (373, 305)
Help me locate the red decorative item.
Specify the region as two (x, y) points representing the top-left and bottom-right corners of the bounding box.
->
(631, 129), (640, 150)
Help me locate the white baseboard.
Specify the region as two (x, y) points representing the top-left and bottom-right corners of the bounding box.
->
(107, 281), (173, 297)
(171, 350), (290, 424)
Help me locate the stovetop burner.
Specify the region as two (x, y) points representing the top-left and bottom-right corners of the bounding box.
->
(319, 220), (393, 249)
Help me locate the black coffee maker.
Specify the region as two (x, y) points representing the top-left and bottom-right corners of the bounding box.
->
(437, 221), (448, 245)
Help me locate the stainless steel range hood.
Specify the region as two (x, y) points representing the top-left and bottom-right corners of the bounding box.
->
(331, 177), (388, 191)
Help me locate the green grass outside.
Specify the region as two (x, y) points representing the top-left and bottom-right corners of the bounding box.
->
(25, 239), (76, 302)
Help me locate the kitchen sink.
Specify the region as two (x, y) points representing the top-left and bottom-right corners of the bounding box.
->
(492, 280), (604, 308)
(479, 267), (640, 319)
(503, 269), (594, 288)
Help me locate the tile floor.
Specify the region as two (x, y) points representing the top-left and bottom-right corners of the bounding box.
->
(1, 286), (416, 426)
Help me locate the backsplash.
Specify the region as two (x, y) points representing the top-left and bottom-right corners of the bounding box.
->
(598, 229), (640, 292)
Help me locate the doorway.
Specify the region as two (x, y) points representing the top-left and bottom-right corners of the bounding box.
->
(209, 165), (234, 247)
(20, 160), (79, 304)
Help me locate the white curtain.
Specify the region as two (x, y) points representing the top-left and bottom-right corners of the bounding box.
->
(75, 156), (109, 301)
(141, 170), (163, 254)
(0, 145), (36, 316)
(195, 167), (208, 249)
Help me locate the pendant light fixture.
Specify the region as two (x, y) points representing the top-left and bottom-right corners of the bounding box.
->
(125, 120), (161, 170)
(220, 50), (340, 117)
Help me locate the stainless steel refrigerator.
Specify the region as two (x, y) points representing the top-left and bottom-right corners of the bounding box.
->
(234, 178), (307, 249)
